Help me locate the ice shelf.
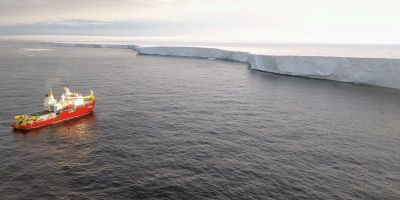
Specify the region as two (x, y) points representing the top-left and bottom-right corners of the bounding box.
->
(136, 46), (400, 89)
(52, 43), (400, 89)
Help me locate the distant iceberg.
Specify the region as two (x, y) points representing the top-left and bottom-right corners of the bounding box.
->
(18, 48), (54, 52)
(51, 43), (400, 89)
(48, 42), (138, 50)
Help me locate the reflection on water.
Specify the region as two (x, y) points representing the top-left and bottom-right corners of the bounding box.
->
(56, 113), (97, 140)
(8, 113), (99, 199)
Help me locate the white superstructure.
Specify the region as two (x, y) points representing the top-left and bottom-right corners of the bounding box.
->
(43, 87), (89, 113)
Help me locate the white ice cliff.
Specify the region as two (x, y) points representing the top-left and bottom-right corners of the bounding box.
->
(135, 46), (400, 89)
(52, 43), (400, 89)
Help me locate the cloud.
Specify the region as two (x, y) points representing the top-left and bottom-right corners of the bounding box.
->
(0, 0), (191, 25)
(0, 0), (400, 43)
(45, 20), (111, 26)
(0, 20), (198, 36)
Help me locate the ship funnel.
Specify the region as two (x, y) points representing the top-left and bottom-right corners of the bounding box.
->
(48, 88), (53, 97)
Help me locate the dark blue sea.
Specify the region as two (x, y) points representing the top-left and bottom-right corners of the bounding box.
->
(0, 41), (399, 199)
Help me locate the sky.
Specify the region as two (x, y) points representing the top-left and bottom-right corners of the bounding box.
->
(0, 0), (399, 43)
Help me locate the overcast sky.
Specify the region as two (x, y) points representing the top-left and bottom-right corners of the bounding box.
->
(0, 0), (399, 43)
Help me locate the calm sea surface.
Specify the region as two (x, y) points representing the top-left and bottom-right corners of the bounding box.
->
(0, 41), (400, 199)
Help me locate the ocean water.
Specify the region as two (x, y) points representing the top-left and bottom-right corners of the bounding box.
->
(0, 41), (400, 199)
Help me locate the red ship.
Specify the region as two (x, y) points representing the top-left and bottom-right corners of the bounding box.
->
(11, 87), (96, 130)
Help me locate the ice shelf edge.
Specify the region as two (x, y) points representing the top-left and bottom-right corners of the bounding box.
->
(136, 46), (400, 89)
(50, 43), (400, 89)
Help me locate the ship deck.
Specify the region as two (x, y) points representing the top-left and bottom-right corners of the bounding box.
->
(30, 110), (51, 116)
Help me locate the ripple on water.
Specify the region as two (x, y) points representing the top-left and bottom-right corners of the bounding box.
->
(0, 41), (399, 199)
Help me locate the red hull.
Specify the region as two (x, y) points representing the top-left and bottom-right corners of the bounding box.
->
(11, 100), (96, 130)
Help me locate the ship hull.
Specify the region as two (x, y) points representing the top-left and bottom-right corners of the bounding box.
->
(11, 100), (96, 130)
